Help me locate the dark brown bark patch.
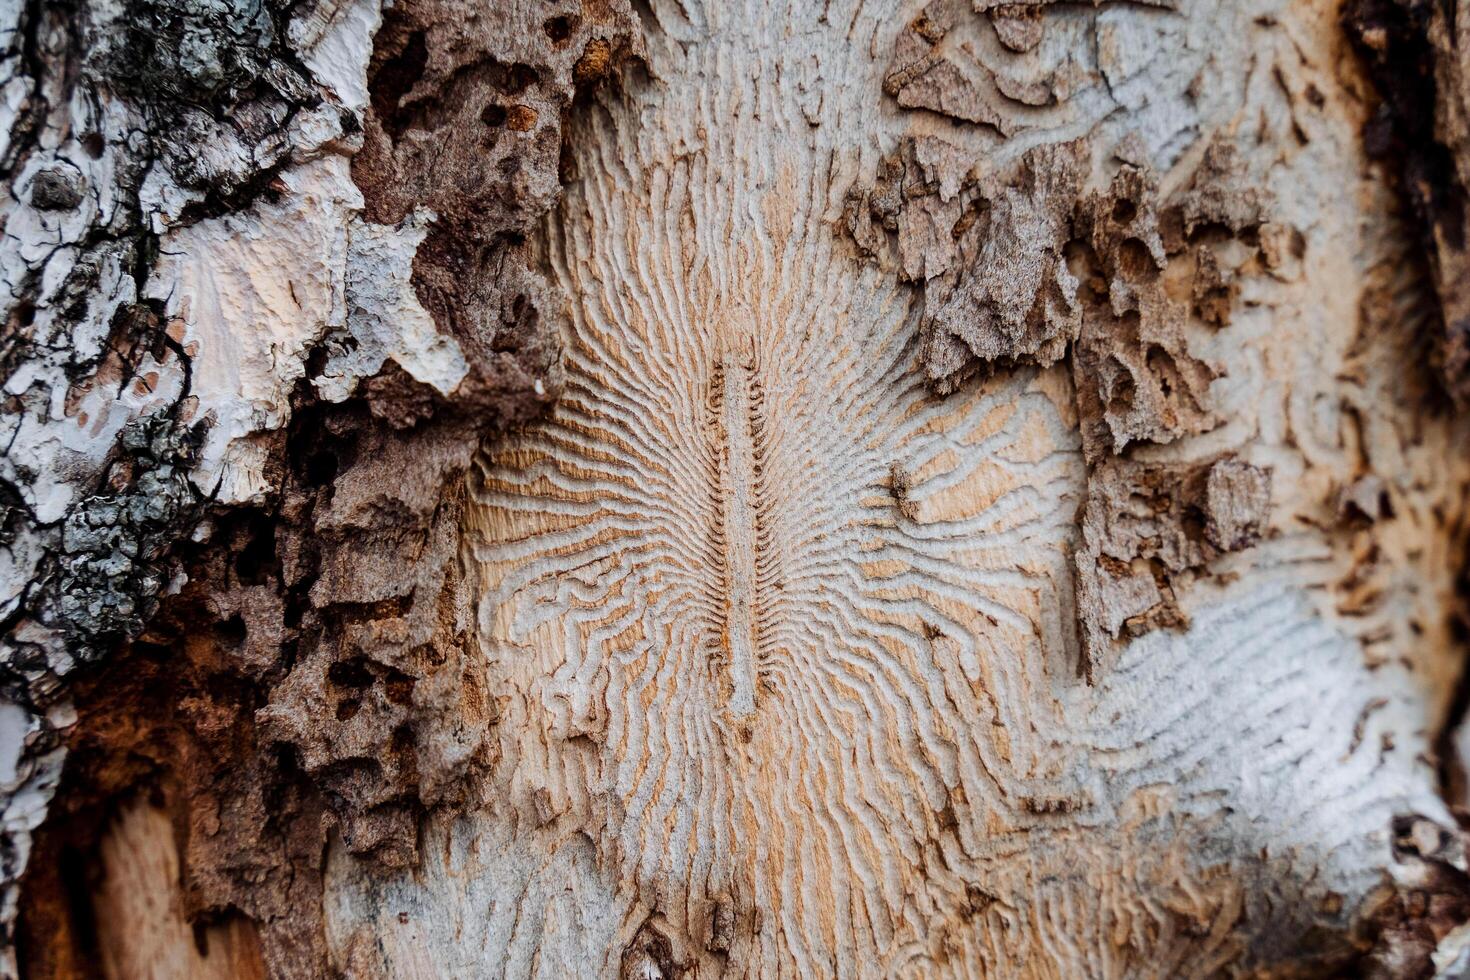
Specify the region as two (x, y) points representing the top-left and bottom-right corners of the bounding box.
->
(1345, 0), (1470, 406)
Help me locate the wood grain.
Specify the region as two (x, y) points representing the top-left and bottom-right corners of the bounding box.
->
(321, 1), (1470, 976)
(92, 800), (266, 980)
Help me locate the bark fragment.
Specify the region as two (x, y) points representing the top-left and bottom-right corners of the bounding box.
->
(5, 0), (642, 974)
(1071, 162), (1219, 458)
(1352, 818), (1470, 979)
(241, 0), (642, 874)
(884, 1), (1013, 133)
(1074, 455), (1271, 673)
(921, 142), (1085, 388)
(844, 95), (1272, 670)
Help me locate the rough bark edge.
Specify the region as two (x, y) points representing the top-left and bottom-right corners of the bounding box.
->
(7, 1), (645, 975)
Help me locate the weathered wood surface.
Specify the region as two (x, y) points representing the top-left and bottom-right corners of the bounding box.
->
(325, 0), (1470, 976)
(4, 0), (1470, 976)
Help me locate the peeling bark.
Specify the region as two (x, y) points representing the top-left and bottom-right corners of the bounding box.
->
(0, 0), (639, 974)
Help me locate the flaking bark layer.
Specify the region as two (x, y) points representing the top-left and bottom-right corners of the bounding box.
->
(5, 0), (641, 974)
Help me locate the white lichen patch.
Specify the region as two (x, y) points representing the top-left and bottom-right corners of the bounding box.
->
(314, 209), (470, 405)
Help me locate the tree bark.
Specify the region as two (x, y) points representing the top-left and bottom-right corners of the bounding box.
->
(4, 0), (1470, 977)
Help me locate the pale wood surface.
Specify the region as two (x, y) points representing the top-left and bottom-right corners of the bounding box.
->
(321, 0), (1470, 976)
(93, 801), (266, 980)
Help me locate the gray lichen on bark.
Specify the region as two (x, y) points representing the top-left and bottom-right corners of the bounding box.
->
(0, 0), (360, 968)
(0, 0), (644, 974)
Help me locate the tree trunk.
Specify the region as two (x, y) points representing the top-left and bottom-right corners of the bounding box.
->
(3, 0), (1470, 976)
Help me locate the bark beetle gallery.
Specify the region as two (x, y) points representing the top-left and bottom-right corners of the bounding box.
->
(5, 0), (1470, 976)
